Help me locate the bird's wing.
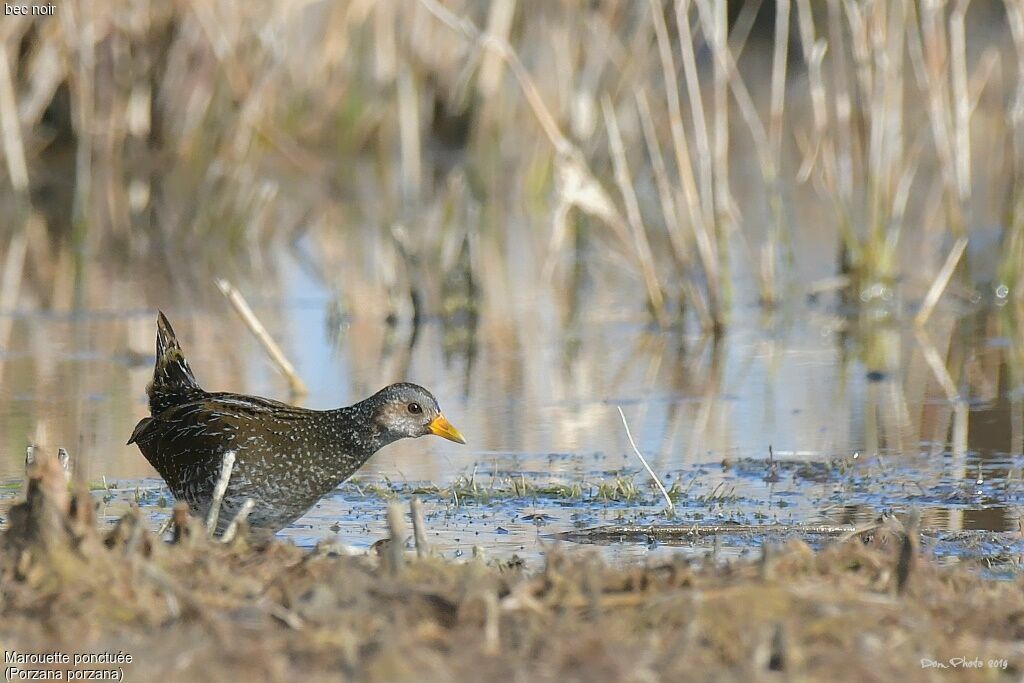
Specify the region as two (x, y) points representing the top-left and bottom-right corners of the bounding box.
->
(129, 393), (313, 466)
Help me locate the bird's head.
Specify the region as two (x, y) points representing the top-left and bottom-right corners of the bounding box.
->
(369, 383), (466, 444)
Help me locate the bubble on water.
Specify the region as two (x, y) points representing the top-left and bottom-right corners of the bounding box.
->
(995, 284), (1010, 301)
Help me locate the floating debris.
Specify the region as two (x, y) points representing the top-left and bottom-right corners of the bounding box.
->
(554, 523), (865, 544)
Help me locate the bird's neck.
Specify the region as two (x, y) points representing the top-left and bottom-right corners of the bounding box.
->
(325, 403), (400, 456)
(279, 407), (399, 497)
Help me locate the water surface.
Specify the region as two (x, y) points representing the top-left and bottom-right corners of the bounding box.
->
(1, 246), (1022, 569)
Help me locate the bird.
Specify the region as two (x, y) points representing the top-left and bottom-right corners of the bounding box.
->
(128, 312), (465, 535)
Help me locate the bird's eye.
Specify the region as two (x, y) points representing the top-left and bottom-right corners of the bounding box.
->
(407, 402), (422, 415)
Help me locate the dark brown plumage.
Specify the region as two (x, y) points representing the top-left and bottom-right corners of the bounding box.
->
(129, 312), (465, 535)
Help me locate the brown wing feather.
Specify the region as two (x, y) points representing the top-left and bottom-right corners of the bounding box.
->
(132, 393), (317, 469)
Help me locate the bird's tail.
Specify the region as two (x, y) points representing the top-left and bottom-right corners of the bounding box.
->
(147, 311), (203, 415)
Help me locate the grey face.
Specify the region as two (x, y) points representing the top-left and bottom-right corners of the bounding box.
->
(372, 383), (443, 438)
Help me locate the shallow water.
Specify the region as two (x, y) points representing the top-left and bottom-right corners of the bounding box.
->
(1, 244), (1022, 570)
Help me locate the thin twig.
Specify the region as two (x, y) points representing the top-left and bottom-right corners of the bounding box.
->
(674, 0), (715, 226)
(215, 278), (308, 396)
(914, 327), (960, 402)
(915, 236), (968, 327)
(896, 508), (921, 595)
(221, 497), (255, 543)
(0, 226), (28, 385)
(396, 63), (421, 201)
(950, 0), (972, 207)
(0, 45), (29, 195)
(385, 501), (407, 575)
(482, 590), (500, 655)
(410, 496), (429, 558)
(616, 406), (674, 514)
(156, 517), (173, 537)
(205, 450), (236, 536)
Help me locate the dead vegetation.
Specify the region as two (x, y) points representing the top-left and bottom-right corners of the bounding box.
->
(2, 454), (1022, 682)
(2, 2), (1024, 331)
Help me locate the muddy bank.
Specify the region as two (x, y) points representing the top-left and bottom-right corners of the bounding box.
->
(1, 458), (1022, 683)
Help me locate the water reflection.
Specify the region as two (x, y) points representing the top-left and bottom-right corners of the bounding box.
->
(0, 253), (1022, 563)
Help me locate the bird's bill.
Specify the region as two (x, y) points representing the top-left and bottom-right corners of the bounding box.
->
(428, 414), (466, 444)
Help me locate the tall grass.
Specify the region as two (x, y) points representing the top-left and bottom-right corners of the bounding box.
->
(0, 1), (1020, 332)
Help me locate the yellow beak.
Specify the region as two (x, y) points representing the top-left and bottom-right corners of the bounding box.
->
(428, 414), (466, 444)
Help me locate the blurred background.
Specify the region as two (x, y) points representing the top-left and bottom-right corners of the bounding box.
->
(1, 0), (1023, 556)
